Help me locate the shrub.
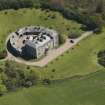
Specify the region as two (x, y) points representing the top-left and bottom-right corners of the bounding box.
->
(52, 69), (56, 72)
(4, 11), (8, 15)
(43, 79), (51, 85)
(0, 84), (7, 96)
(68, 30), (82, 39)
(0, 50), (7, 59)
(59, 34), (66, 44)
(2, 62), (38, 91)
(98, 50), (105, 67)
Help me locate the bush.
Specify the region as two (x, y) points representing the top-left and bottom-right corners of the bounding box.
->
(4, 11), (7, 15)
(59, 34), (66, 44)
(68, 30), (82, 39)
(43, 79), (51, 85)
(98, 50), (105, 67)
(0, 84), (7, 96)
(0, 50), (7, 59)
(68, 33), (79, 39)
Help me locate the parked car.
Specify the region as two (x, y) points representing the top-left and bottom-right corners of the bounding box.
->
(70, 40), (74, 43)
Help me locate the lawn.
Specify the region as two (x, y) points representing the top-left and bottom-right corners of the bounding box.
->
(0, 8), (83, 52)
(0, 70), (105, 105)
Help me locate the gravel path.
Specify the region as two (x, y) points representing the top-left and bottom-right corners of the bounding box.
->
(5, 31), (93, 67)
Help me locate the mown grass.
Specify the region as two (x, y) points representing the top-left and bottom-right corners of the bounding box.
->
(0, 70), (105, 105)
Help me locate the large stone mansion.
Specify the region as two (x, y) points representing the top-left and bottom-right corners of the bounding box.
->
(8, 26), (59, 59)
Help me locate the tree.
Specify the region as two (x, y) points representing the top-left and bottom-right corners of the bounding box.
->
(0, 76), (7, 95)
(68, 29), (82, 39)
(43, 79), (51, 85)
(59, 34), (66, 44)
(96, 0), (104, 13)
(0, 84), (7, 96)
(0, 50), (7, 59)
(98, 50), (105, 67)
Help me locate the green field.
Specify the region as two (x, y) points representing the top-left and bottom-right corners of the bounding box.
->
(0, 70), (105, 105)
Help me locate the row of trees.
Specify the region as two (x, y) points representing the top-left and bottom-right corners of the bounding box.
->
(41, 0), (105, 31)
(0, 0), (104, 30)
(0, 0), (35, 10)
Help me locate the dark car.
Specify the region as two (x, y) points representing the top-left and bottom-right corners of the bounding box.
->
(70, 40), (74, 43)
